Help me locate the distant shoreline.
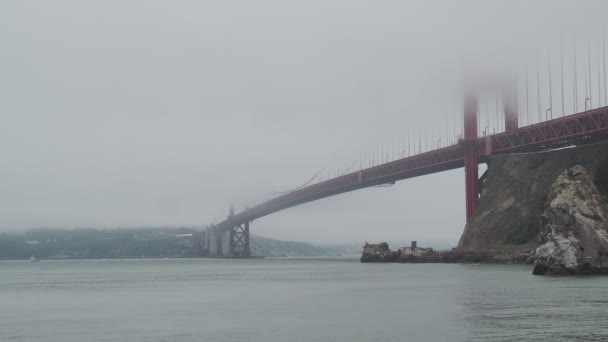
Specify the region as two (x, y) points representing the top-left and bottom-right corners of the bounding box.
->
(0, 256), (267, 261)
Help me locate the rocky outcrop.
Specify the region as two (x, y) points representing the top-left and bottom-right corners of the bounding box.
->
(533, 166), (608, 275)
(362, 143), (608, 267)
(458, 143), (608, 252)
(395, 249), (534, 264)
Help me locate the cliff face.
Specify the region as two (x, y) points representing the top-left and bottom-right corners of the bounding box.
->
(533, 166), (608, 275)
(458, 143), (608, 252)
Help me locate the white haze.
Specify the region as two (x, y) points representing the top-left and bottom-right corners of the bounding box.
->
(1, 0), (606, 243)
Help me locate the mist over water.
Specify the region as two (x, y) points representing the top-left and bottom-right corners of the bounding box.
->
(2, 258), (607, 342)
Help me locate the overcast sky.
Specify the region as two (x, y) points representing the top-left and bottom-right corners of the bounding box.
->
(1, 0), (606, 244)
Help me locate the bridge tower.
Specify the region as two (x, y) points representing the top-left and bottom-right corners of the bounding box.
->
(463, 93), (479, 221)
(229, 222), (251, 257)
(504, 87), (519, 132)
(207, 205), (251, 257)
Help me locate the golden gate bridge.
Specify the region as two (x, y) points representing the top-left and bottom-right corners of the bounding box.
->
(207, 34), (608, 257)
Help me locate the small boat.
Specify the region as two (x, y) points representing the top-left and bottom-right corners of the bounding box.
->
(30, 255), (40, 263)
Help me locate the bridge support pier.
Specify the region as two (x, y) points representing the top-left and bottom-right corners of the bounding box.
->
(220, 229), (231, 256)
(207, 226), (219, 257)
(207, 223), (251, 257)
(229, 222), (251, 257)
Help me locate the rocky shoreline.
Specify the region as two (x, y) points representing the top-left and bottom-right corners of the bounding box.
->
(532, 165), (608, 275)
(361, 249), (534, 264)
(362, 143), (608, 275)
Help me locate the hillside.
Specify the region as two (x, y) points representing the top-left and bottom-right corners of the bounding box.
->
(458, 142), (608, 252)
(0, 228), (339, 259)
(250, 235), (327, 257)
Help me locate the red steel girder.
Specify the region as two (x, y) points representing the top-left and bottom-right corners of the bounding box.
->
(486, 107), (608, 154)
(214, 106), (608, 232)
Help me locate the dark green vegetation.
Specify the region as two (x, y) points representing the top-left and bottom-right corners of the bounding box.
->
(0, 228), (351, 259)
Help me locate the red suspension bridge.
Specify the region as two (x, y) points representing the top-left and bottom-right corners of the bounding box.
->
(207, 37), (608, 257)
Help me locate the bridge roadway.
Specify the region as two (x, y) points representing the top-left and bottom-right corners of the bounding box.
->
(216, 106), (608, 229)
(208, 105), (608, 256)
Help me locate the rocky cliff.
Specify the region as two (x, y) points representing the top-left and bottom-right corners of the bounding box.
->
(533, 166), (608, 275)
(458, 143), (608, 252)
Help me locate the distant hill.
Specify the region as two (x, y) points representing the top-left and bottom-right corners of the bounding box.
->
(0, 228), (355, 259)
(250, 235), (327, 257)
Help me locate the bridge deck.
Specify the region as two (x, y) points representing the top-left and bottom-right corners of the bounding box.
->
(214, 106), (608, 231)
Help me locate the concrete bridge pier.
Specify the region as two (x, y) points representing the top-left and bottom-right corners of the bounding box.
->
(207, 226), (219, 257)
(220, 229), (231, 256)
(207, 222), (251, 257)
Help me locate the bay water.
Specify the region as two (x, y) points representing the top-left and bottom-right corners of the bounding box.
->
(1, 257), (607, 341)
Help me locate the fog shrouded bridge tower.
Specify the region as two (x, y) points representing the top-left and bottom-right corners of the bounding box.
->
(462, 87), (519, 221)
(203, 86), (608, 259)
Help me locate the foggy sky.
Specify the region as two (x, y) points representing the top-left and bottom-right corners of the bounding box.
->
(1, 0), (607, 244)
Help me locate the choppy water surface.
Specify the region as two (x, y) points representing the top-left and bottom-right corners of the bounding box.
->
(1, 257), (607, 342)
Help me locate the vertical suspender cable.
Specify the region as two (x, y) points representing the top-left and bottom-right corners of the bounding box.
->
(411, 129), (414, 156)
(588, 39), (592, 109)
(406, 130), (409, 157)
(598, 41), (602, 107)
(408, 129), (411, 157)
(526, 67), (530, 125)
(453, 110), (456, 143)
(412, 129), (414, 156)
(548, 51), (553, 119)
(495, 93), (499, 133)
(406, 129), (409, 157)
(604, 28), (607, 106)
(431, 117), (434, 150)
(445, 112), (448, 145)
(400, 132), (403, 158)
(574, 40), (578, 112)
(585, 41), (589, 110)
(486, 96), (489, 135)
(516, 77), (523, 131)
(517, 75), (520, 126)
(537, 59), (542, 122)
(407, 128), (416, 157)
(561, 40), (565, 116)
(403, 130), (406, 157)
(477, 100), (480, 136)
(375, 142), (378, 166)
(461, 96), (464, 138)
(382, 142), (385, 163)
